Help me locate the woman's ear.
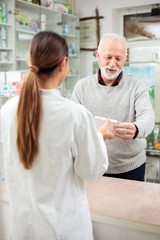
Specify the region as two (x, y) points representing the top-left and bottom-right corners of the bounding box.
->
(59, 56), (68, 71)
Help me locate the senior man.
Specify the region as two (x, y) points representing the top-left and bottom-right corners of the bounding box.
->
(71, 33), (155, 181)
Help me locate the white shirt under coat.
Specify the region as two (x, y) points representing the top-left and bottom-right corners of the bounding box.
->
(0, 89), (108, 240)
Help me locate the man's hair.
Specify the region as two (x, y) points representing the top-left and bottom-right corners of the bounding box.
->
(98, 33), (127, 56)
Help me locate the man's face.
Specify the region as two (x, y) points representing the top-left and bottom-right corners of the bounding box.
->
(96, 38), (127, 83)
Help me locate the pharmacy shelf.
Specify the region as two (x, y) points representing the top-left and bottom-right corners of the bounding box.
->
(16, 0), (60, 15)
(0, 47), (13, 51)
(16, 0), (77, 17)
(16, 58), (27, 61)
(1, 0), (80, 96)
(0, 22), (12, 27)
(62, 12), (78, 19)
(16, 29), (37, 35)
(68, 54), (79, 58)
(0, 61), (14, 64)
(62, 33), (78, 38)
(146, 149), (160, 156)
(66, 75), (79, 77)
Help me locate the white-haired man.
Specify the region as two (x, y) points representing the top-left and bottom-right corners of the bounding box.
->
(71, 33), (155, 181)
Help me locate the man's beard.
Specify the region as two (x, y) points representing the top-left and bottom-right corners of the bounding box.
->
(101, 65), (122, 80)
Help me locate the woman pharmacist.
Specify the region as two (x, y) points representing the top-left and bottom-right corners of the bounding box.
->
(0, 31), (114, 240)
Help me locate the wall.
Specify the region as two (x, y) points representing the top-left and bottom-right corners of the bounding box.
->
(74, 0), (160, 78)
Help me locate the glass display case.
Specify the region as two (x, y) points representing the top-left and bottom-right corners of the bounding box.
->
(0, 0), (15, 71)
(124, 46), (160, 183)
(0, 0), (80, 100)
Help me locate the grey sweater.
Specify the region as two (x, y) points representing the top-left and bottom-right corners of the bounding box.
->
(71, 72), (155, 173)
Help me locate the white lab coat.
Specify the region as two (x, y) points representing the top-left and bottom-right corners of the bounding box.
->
(0, 89), (108, 240)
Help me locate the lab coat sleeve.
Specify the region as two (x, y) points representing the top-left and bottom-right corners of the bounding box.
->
(0, 110), (5, 177)
(72, 110), (108, 180)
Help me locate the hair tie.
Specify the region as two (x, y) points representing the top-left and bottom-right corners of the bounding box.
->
(29, 65), (39, 74)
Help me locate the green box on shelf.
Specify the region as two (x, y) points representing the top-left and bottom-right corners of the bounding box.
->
(147, 129), (154, 149)
(54, 2), (72, 14)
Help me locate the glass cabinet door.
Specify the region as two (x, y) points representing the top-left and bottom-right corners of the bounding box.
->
(124, 47), (160, 183)
(15, 0), (62, 71)
(0, 0), (15, 72)
(0, 0), (15, 109)
(0, 0), (80, 103)
(62, 14), (80, 98)
(15, 0), (41, 70)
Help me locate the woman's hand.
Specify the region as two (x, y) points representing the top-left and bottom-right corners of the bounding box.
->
(98, 118), (115, 140)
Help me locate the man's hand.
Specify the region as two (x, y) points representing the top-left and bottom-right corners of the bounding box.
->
(113, 122), (137, 141)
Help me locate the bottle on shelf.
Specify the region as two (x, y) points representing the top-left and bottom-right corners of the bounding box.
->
(1, 51), (8, 62)
(0, 28), (1, 47)
(1, 26), (7, 48)
(41, 14), (46, 31)
(2, 3), (6, 23)
(0, 4), (2, 23)
(62, 23), (69, 34)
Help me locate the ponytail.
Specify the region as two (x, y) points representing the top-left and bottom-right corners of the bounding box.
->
(16, 72), (42, 170)
(16, 31), (68, 170)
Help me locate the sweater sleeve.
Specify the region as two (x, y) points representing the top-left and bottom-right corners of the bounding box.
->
(134, 81), (155, 138)
(71, 81), (82, 104)
(71, 109), (108, 180)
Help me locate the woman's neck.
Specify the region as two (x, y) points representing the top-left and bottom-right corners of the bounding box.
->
(38, 72), (62, 90)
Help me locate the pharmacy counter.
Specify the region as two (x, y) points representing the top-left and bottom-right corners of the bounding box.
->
(2, 177), (160, 240)
(85, 177), (160, 240)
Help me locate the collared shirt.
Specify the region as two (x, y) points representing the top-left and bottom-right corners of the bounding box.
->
(98, 68), (123, 86)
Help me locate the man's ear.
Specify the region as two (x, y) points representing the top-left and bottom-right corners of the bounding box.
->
(95, 50), (99, 61)
(59, 56), (68, 71)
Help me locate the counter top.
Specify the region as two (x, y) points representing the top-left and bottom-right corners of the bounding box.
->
(85, 177), (160, 234)
(2, 177), (160, 234)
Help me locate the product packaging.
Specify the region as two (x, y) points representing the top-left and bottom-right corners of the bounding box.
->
(41, 0), (54, 8)
(95, 116), (117, 133)
(147, 130), (154, 149)
(54, 2), (72, 14)
(41, 14), (46, 31)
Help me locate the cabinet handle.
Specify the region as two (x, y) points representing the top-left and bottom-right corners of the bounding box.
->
(57, 22), (63, 25)
(8, 10), (13, 14)
(8, 10), (19, 15)
(76, 26), (80, 30)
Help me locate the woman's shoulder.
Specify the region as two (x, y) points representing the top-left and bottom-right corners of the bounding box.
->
(64, 98), (93, 124)
(1, 96), (19, 115)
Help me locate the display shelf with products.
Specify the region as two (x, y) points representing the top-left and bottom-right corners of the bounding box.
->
(0, 0), (80, 99)
(14, 0), (80, 95)
(124, 52), (160, 183)
(61, 13), (80, 98)
(0, 0), (15, 71)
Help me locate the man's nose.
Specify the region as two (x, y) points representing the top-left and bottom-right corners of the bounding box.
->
(109, 58), (116, 67)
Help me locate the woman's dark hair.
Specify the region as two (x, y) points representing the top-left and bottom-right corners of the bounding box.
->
(16, 31), (68, 170)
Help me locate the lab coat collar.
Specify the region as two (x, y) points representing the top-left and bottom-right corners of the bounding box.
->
(39, 88), (61, 96)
